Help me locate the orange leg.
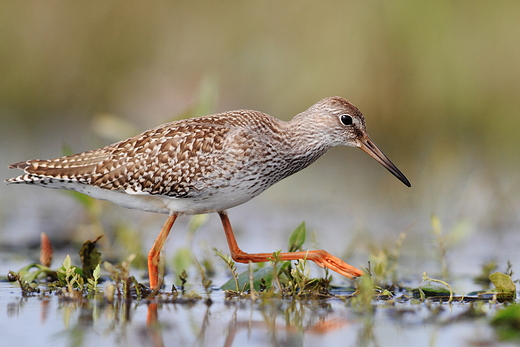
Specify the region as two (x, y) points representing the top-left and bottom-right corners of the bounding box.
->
(218, 211), (363, 278)
(146, 303), (165, 346)
(148, 214), (178, 289)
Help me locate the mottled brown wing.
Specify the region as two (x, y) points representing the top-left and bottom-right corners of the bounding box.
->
(6, 118), (255, 199)
(92, 121), (245, 197)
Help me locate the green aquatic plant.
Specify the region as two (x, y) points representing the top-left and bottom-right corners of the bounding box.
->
(288, 222), (306, 252)
(367, 231), (407, 287)
(103, 253), (143, 299)
(86, 264), (101, 298)
(7, 271), (41, 296)
(12, 263), (55, 284)
(418, 272), (454, 303)
(193, 256), (213, 297)
(268, 250), (284, 294)
(58, 255), (85, 296)
(215, 248), (240, 292)
(217, 222), (334, 298)
(79, 235), (102, 279)
(488, 272), (516, 302)
(172, 247), (193, 286)
(349, 274), (375, 313)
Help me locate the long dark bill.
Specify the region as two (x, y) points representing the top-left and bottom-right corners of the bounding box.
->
(358, 137), (411, 187)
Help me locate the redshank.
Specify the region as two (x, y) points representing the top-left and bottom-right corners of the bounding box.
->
(6, 96), (410, 288)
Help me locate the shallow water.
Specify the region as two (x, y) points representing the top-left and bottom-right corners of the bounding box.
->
(1, 277), (517, 347)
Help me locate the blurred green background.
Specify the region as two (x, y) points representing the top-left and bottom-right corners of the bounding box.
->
(1, 1), (519, 278)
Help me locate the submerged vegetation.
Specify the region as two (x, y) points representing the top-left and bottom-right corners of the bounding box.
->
(4, 214), (520, 343)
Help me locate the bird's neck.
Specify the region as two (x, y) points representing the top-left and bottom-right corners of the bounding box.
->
(286, 113), (334, 154)
(277, 115), (333, 175)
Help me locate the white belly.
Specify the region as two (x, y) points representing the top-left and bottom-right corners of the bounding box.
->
(43, 180), (260, 215)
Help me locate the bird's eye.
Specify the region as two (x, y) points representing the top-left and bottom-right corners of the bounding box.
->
(340, 114), (353, 126)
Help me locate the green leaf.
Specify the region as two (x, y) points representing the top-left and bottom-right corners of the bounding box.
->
(220, 266), (274, 291)
(63, 255), (72, 270)
(17, 263), (55, 283)
(173, 247), (193, 285)
(92, 264), (101, 280)
(79, 236), (102, 279)
(490, 272), (516, 300)
(412, 285), (451, 298)
(288, 222), (306, 252)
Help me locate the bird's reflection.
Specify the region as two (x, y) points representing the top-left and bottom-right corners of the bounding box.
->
(8, 290), (361, 346)
(146, 303), (164, 347)
(145, 295), (352, 347)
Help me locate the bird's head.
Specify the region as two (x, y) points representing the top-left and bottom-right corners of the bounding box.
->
(297, 96), (411, 187)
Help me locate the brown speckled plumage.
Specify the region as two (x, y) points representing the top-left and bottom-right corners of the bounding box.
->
(7, 109), (325, 209)
(5, 96), (411, 287)
(6, 97), (410, 215)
